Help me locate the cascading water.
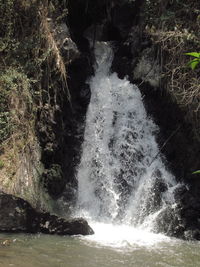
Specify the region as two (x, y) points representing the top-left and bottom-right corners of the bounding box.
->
(75, 41), (180, 247)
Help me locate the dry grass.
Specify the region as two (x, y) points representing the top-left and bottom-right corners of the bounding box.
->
(144, 1), (200, 140)
(39, 3), (71, 102)
(149, 28), (200, 108)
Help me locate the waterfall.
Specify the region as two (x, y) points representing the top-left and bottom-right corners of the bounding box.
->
(75, 41), (179, 243)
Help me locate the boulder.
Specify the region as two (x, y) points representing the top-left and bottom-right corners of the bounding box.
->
(0, 192), (94, 235)
(39, 215), (94, 235)
(154, 205), (185, 238)
(48, 19), (80, 63)
(0, 192), (32, 232)
(154, 185), (200, 240)
(133, 47), (160, 88)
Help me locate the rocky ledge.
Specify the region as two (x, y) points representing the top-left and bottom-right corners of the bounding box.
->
(0, 192), (94, 236)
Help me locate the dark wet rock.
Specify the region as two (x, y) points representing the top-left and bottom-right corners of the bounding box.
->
(156, 180), (167, 194)
(35, 11), (88, 201)
(173, 185), (189, 203)
(155, 206), (185, 238)
(0, 192), (32, 232)
(111, 26), (151, 79)
(184, 229), (200, 241)
(41, 164), (65, 197)
(110, 1), (140, 39)
(68, 55), (93, 107)
(0, 192), (94, 236)
(133, 47), (160, 88)
(154, 184), (200, 240)
(112, 54), (132, 79)
(78, 84), (91, 107)
(49, 20), (80, 63)
(39, 215), (94, 235)
(56, 184), (77, 216)
(147, 177), (168, 214)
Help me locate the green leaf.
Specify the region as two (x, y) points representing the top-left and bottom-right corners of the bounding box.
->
(185, 52), (200, 58)
(188, 58), (200, 70)
(192, 170), (200, 175)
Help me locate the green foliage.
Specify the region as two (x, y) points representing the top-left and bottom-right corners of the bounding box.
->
(0, 70), (12, 142)
(0, 0), (15, 52)
(185, 52), (200, 70)
(0, 112), (10, 142)
(0, 68), (32, 143)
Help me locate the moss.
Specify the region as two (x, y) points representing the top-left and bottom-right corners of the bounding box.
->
(0, 68), (33, 145)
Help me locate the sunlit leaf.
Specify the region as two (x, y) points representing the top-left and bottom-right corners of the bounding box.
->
(185, 52), (200, 58)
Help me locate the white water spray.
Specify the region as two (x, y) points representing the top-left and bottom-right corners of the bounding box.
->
(75, 42), (179, 247)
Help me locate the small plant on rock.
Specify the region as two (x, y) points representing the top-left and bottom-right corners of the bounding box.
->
(185, 52), (200, 70)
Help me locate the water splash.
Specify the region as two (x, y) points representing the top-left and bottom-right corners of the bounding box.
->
(75, 41), (179, 247)
(81, 222), (171, 249)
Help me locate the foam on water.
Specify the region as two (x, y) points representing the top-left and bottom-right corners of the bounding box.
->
(81, 222), (171, 250)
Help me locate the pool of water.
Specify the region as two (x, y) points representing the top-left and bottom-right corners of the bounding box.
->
(1, 225), (200, 267)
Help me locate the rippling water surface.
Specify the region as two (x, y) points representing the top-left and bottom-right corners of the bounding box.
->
(0, 232), (200, 267)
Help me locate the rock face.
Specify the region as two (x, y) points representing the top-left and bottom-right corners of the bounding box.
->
(0, 192), (94, 235)
(153, 184), (200, 241)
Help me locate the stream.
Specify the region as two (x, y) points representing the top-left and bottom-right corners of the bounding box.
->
(0, 233), (200, 267)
